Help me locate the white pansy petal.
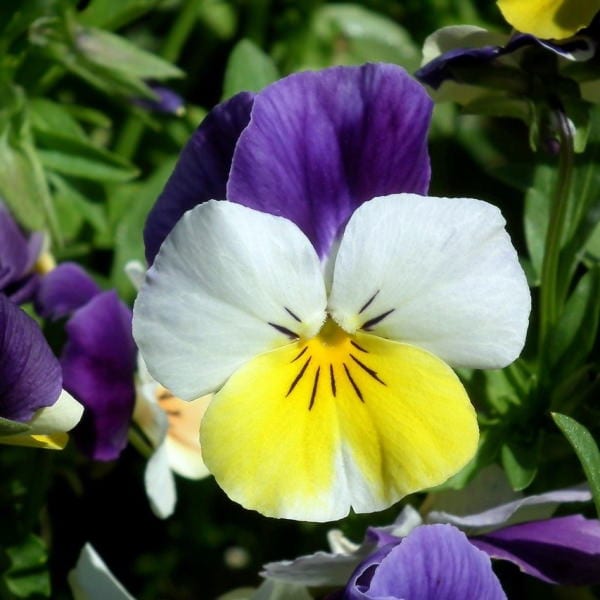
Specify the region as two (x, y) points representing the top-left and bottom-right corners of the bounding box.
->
(28, 390), (84, 435)
(133, 200), (327, 400)
(329, 194), (530, 369)
(145, 442), (177, 519)
(69, 544), (134, 600)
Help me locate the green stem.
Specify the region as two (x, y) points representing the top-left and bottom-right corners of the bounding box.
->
(114, 0), (199, 159)
(128, 427), (154, 459)
(539, 108), (575, 364)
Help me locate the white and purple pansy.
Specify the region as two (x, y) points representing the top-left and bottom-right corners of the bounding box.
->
(133, 63), (531, 522)
(0, 293), (83, 449)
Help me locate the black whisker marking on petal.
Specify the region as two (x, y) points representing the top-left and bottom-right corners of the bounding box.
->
(269, 322), (298, 339)
(165, 410), (181, 417)
(343, 363), (364, 402)
(361, 308), (395, 331)
(329, 364), (336, 397)
(350, 340), (368, 353)
(286, 357), (312, 397)
(285, 307), (302, 322)
(291, 346), (308, 363)
(309, 367), (320, 410)
(350, 354), (386, 385)
(359, 290), (380, 314)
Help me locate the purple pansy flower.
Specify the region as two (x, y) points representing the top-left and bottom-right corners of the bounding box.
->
(0, 202), (44, 304)
(263, 485), (600, 589)
(344, 524), (506, 600)
(0, 293), (83, 449)
(37, 263), (136, 460)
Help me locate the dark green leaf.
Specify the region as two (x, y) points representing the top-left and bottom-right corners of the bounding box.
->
(222, 39), (279, 99)
(501, 438), (540, 491)
(3, 535), (50, 598)
(552, 412), (600, 517)
(79, 0), (161, 30)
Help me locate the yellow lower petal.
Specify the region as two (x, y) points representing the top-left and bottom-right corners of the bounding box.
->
(0, 432), (69, 450)
(497, 0), (600, 39)
(201, 321), (478, 521)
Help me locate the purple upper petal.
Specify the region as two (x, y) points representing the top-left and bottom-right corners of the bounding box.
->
(0, 204), (41, 303)
(0, 293), (62, 422)
(35, 262), (102, 320)
(143, 92), (255, 263)
(471, 515), (600, 585)
(228, 63), (432, 258)
(61, 291), (136, 461)
(344, 524), (506, 600)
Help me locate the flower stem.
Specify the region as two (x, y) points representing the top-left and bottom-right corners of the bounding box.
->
(539, 108), (575, 367)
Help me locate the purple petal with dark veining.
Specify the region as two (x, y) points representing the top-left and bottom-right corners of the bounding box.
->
(61, 291), (136, 461)
(344, 524), (506, 600)
(228, 63), (432, 258)
(0, 293), (62, 422)
(143, 92), (255, 263)
(35, 262), (101, 320)
(471, 515), (600, 585)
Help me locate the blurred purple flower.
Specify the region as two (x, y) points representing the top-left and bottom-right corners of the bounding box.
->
(344, 524), (506, 600)
(143, 63), (432, 263)
(37, 263), (136, 460)
(0, 203), (44, 304)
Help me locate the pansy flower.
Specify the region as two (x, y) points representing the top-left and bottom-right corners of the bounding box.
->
(497, 0), (600, 40)
(0, 293), (83, 449)
(0, 202), (44, 304)
(133, 64), (531, 521)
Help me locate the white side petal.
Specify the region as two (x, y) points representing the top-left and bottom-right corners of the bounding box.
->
(133, 201), (327, 400)
(329, 194), (531, 369)
(145, 442), (177, 519)
(125, 260), (146, 291)
(68, 544), (135, 600)
(28, 390), (84, 435)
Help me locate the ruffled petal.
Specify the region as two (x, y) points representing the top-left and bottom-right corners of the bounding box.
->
(62, 291), (136, 460)
(329, 194), (530, 369)
(0, 293), (62, 422)
(227, 63), (432, 258)
(134, 201), (327, 401)
(143, 92), (254, 263)
(35, 262), (101, 319)
(200, 329), (477, 521)
(345, 524), (506, 600)
(497, 0), (600, 39)
(472, 515), (600, 585)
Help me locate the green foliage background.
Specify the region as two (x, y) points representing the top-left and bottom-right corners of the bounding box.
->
(1, 0), (599, 598)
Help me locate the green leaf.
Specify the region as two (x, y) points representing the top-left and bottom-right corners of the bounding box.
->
(552, 413), (600, 517)
(2, 535), (50, 598)
(523, 164), (554, 285)
(109, 159), (176, 300)
(222, 39), (279, 99)
(309, 5), (420, 70)
(0, 85), (59, 239)
(76, 27), (184, 81)
(36, 131), (138, 182)
(28, 98), (86, 141)
(79, 0), (161, 30)
(548, 265), (600, 372)
(501, 438), (540, 491)
(0, 418), (30, 437)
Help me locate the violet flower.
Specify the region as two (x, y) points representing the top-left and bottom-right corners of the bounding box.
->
(132, 85), (185, 116)
(344, 524), (506, 600)
(36, 263), (136, 461)
(0, 293), (83, 449)
(0, 202), (44, 304)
